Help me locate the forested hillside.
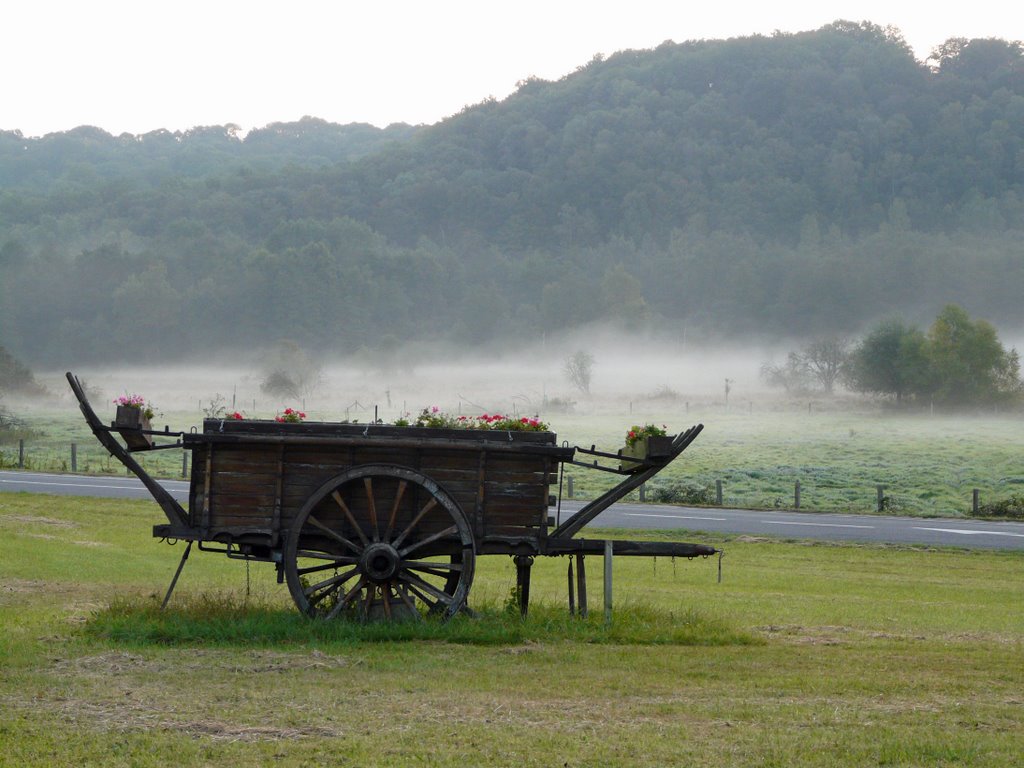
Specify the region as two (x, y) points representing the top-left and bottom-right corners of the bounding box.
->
(2, 21), (1023, 365)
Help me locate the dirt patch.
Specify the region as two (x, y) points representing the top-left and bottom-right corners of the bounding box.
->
(0, 514), (77, 529)
(3, 694), (342, 742)
(501, 641), (544, 655)
(224, 649), (355, 673)
(53, 649), (356, 677)
(0, 578), (51, 594)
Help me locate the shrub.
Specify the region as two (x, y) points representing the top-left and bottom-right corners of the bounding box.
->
(646, 480), (716, 505)
(976, 495), (1024, 519)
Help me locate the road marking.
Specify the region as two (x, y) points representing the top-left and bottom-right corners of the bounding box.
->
(623, 512), (728, 522)
(0, 477), (187, 495)
(761, 520), (875, 530)
(0, 478), (151, 491)
(914, 527), (1024, 539)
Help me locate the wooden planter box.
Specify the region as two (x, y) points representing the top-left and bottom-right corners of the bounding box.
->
(113, 405), (153, 450)
(619, 434), (675, 471)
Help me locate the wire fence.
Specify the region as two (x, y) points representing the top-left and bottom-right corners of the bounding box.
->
(3, 436), (1018, 518)
(0, 438), (188, 479)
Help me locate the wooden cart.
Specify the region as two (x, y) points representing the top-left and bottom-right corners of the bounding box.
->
(67, 373), (718, 620)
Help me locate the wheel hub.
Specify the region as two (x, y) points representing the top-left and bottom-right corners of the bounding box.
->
(360, 542), (401, 583)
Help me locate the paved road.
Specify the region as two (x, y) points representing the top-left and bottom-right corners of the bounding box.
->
(0, 470), (190, 503)
(554, 500), (1024, 551)
(3, 470), (1024, 551)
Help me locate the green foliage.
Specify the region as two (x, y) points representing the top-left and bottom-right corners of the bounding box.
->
(410, 407), (549, 431)
(625, 423), (667, 447)
(0, 345), (45, 397)
(846, 319), (931, 402)
(3, 28), (1024, 363)
(645, 480), (716, 505)
(927, 304), (1022, 405)
(848, 306), (1022, 406)
(976, 494), (1024, 519)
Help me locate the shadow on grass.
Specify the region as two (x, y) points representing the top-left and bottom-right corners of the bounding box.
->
(83, 592), (757, 648)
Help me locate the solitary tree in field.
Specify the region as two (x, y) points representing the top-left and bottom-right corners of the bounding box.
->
(846, 320), (930, 403)
(260, 341), (324, 400)
(564, 349), (595, 394)
(760, 352), (813, 393)
(926, 304), (1022, 405)
(761, 338), (849, 394)
(801, 337), (850, 394)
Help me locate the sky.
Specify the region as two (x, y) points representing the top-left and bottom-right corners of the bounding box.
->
(3, 1), (1023, 138)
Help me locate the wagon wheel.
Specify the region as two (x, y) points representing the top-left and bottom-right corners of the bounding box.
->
(284, 464), (475, 621)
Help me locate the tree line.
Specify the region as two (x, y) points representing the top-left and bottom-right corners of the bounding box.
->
(762, 305), (1022, 406)
(1, 23), (1023, 365)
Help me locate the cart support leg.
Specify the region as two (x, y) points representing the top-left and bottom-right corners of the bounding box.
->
(576, 554), (588, 619)
(161, 540), (193, 610)
(514, 555), (534, 618)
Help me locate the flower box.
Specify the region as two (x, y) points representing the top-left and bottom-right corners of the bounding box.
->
(619, 435), (675, 471)
(113, 405), (153, 449)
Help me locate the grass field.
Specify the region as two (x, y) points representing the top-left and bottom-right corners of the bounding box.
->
(4, 398), (1023, 518)
(2, 492), (1022, 766)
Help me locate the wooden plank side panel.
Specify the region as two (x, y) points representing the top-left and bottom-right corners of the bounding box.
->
(480, 452), (549, 539)
(202, 440), (554, 544)
(188, 445), (208, 527)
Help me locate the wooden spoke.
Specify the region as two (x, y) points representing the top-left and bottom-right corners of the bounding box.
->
(306, 513), (363, 554)
(400, 558), (464, 572)
(363, 477), (380, 542)
(303, 566), (359, 601)
(384, 480), (407, 541)
(325, 576), (367, 620)
(296, 555), (360, 576)
(398, 569), (455, 605)
(332, 491), (369, 546)
(382, 584), (393, 620)
(398, 524), (458, 558)
(403, 580), (445, 612)
(390, 497), (438, 549)
(395, 585), (423, 621)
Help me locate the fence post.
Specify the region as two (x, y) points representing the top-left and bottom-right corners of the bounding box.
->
(182, 452), (188, 478)
(877, 485), (885, 512)
(639, 483), (646, 502)
(794, 480), (801, 509)
(972, 489), (980, 515)
(19, 439), (24, 468)
(71, 443), (77, 472)
(715, 479), (723, 506)
(604, 540), (613, 626)
(567, 476), (574, 498)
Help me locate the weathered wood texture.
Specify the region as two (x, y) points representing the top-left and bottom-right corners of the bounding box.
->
(186, 420), (561, 551)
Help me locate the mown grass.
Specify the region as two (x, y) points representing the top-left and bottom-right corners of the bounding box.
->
(2, 492), (1023, 766)
(87, 596), (750, 648)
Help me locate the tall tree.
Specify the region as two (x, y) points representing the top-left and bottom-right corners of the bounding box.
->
(926, 305), (1021, 405)
(846, 320), (930, 403)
